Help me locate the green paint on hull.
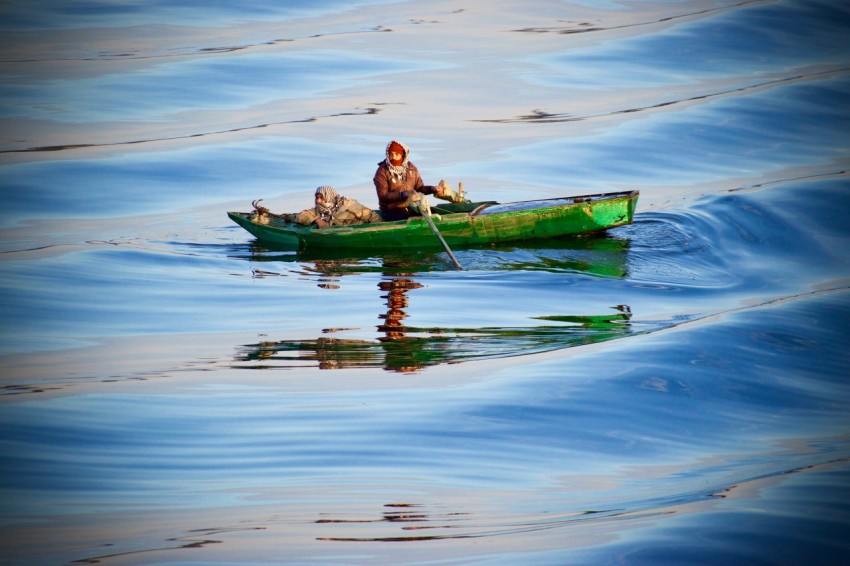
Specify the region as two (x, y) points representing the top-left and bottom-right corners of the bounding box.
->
(228, 190), (638, 253)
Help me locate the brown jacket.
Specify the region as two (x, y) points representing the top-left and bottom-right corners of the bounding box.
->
(373, 161), (437, 215)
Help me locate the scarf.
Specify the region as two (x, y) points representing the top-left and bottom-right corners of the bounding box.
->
(315, 185), (346, 223)
(384, 140), (410, 183)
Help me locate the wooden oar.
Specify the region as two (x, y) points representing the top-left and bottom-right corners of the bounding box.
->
(420, 197), (462, 269)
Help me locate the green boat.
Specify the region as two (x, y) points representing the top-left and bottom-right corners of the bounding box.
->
(227, 189), (638, 253)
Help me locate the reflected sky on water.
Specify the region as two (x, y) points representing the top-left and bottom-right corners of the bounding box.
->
(1, 1), (850, 564)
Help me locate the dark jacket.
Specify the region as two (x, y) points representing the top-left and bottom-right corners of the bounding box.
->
(373, 140), (436, 220)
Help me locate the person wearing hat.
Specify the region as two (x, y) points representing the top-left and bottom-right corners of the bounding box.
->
(292, 185), (382, 228)
(373, 140), (464, 221)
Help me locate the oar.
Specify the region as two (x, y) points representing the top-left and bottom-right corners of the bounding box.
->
(420, 197), (462, 269)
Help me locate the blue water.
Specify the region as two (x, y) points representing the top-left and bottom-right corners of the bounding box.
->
(2, 1), (849, 564)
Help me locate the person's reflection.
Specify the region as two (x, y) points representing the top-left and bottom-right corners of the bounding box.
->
(377, 277), (421, 340)
(377, 276), (425, 373)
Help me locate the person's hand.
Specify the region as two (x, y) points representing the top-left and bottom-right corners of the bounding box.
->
(409, 194), (432, 215)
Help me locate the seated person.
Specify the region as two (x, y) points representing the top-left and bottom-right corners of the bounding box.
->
(292, 185), (382, 228)
(374, 140), (465, 221)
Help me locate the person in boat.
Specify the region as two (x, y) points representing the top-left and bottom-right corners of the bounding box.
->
(373, 140), (465, 221)
(292, 185), (382, 228)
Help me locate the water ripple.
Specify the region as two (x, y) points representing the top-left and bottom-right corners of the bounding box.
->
(0, 107), (380, 154)
(473, 65), (850, 124)
(510, 0), (770, 36)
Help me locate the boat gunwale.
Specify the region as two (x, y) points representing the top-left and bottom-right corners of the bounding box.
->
(471, 190), (636, 216)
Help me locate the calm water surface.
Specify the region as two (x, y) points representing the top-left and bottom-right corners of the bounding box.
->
(1, 1), (849, 564)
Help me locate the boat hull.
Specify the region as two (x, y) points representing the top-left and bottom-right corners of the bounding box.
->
(228, 190), (638, 252)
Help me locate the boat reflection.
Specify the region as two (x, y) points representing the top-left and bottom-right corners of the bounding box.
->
(233, 233), (637, 372)
(237, 232), (631, 278)
(235, 274), (636, 373)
